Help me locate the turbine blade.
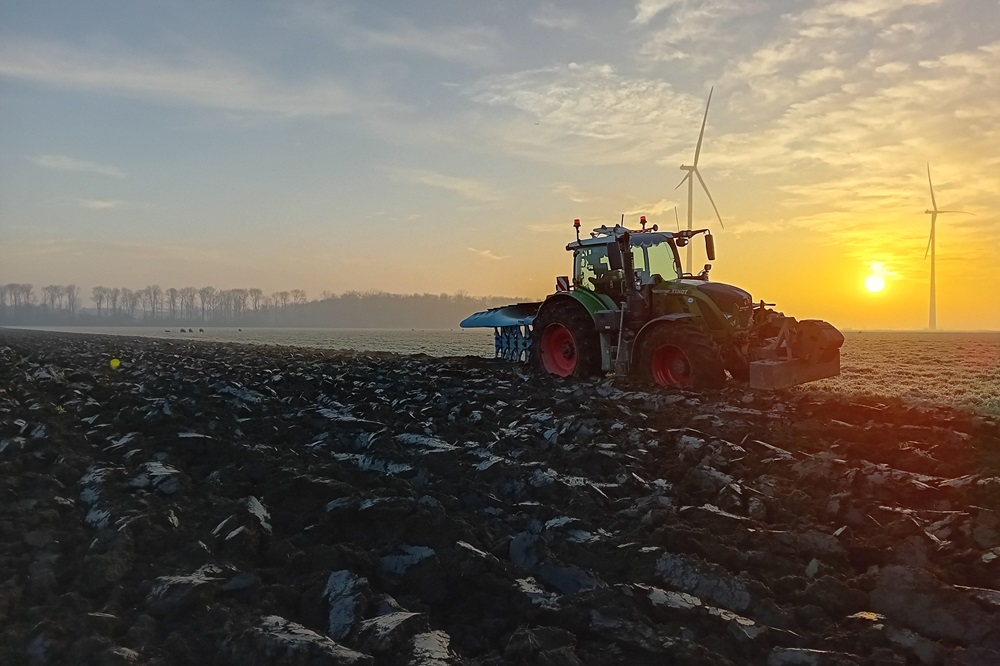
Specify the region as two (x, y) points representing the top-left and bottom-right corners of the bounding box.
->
(674, 206), (680, 231)
(695, 169), (724, 229)
(693, 86), (714, 166)
(674, 173), (691, 190)
(937, 210), (974, 215)
(927, 163), (938, 212)
(924, 213), (936, 260)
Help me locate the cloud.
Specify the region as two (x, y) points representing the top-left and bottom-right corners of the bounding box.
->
(467, 64), (699, 165)
(633, 0), (683, 25)
(626, 198), (681, 220)
(551, 182), (589, 203)
(360, 23), (499, 64)
(290, 4), (500, 65)
(467, 247), (507, 260)
(387, 167), (502, 202)
(800, 0), (940, 26)
(33, 155), (125, 178)
(81, 199), (125, 210)
(7, 237), (228, 264)
(635, 0), (745, 63)
(525, 222), (571, 234)
(531, 5), (585, 31)
(462, 11), (1000, 261)
(0, 39), (361, 118)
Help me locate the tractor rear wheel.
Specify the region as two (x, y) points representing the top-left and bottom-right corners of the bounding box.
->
(532, 301), (600, 378)
(639, 322), (726, 389)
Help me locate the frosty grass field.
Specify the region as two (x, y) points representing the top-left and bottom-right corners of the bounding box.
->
(809, 331), (1000, 417)
(14, 327), (1000, 417)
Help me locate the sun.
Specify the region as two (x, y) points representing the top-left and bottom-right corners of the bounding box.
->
(865, 274), (885, 293)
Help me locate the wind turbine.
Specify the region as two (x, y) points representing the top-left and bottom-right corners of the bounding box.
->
(923, 164), (971, 331)
(676, 86), (724, 269)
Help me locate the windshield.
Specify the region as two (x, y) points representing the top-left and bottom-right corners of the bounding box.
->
(573, 244), (612, 288)
(631, 235), (681, 283)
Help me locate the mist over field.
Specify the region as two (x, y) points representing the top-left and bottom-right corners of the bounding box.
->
(0, 288), (526, 330)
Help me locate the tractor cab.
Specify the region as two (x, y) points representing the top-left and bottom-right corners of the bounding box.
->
(569, 222), (712, 299)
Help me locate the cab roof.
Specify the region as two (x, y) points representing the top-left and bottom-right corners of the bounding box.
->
(566, 225), (674, 251)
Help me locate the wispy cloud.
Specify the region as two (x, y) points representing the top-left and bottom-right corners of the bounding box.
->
(531, 5), (585, 31)
(467, 247), (507, 260)
(8, 237), (228, 264)
(626, 199), (681, 220)
(525, 222), (570, 234)
(290, 5), (500, 65)
(33, 154), (125, 178)
(551, 182), (590, 203)
(360, 23), (499, 64)
(461, 0), (998, 268)
(636, 0), (745, 63)
(800, 0), (941, 26)
(388, 167), (502, 202)
(467, 64), (697, 165)
(81, 199), (125, 210)
(0, 39), (361, 117)
(633, 0), (683, 25)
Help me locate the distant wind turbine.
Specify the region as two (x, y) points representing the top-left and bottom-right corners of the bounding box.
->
(923, 163), (971, 331)
(676, 86), (724, 269)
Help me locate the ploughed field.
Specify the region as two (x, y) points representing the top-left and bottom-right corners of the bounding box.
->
(2, 328), (999, 666)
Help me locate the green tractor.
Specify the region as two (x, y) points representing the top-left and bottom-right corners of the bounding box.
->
(461, 217), (843, 390)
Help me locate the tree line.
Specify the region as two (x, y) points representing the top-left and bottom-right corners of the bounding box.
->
(1, 283), (81, 314)
(87, 285), (307, 321)
(0, 283), (526, 329)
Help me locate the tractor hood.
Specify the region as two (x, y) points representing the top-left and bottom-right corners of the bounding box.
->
(692, 281), (752, 314)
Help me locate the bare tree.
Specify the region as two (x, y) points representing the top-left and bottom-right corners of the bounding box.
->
(21, 284), (35, 306)
(290, 289), (307, 305)
(109, 287), (121, 315)
(215, 290), (229, 320)
(42, 285), (59, 309)
(122, 288), (140, 319)
(149, 285), (164, 319)
(197, 286), (216, 321)
(232, 289), (248, 319)
(91, 286), (108, 316)
(66, 284), (80, 314)
(140, 286), (153, 318)
(179, 287), (197, 319)
(166, 288), (179, 320)
(248, 288), (263, 312)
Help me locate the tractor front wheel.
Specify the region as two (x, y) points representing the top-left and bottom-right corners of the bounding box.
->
(532, 301), (600, 378)
(639, 323), (726, 389)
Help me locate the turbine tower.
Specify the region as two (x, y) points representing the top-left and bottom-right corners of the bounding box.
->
(676, 86), (724, 269)
(923, 164), (970, 331)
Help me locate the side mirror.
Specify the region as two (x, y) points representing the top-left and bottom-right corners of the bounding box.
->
(705, 233), (716, 261)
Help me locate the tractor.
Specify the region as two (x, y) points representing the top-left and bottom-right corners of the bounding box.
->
(460, 217), (844, 390)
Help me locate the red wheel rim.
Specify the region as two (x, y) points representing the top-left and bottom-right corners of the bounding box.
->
(540, 323), (577, 377)
(650, 344), (692, 386)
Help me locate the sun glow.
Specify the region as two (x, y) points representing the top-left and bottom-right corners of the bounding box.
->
(864, 261), (887, 293)
(865, 274), (885, 292)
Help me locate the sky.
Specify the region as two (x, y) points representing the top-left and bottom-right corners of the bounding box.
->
(1, 0), (998, 330)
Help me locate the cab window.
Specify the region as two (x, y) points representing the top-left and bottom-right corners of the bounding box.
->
(574, 244), (612, 288)
(631, 238), (681, 284)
